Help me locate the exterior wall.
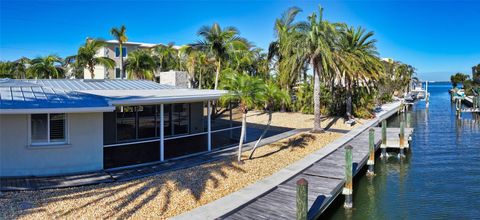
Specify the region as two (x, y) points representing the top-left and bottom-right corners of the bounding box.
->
(0, 113), (104, 177)
(82, 43), (146, 79)
(156, 71), (191, 88)
(104, 44), (143, 79)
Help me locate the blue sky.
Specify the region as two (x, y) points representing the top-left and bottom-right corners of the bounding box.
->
(1, 0), (479, 81)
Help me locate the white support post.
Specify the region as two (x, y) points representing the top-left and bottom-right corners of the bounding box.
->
(244, 121), (247, 142)
(208, 101), (212, 151)
(160, 104), (164, 161)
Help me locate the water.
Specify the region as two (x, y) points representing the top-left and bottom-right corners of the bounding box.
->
(323, 82), (480, 219)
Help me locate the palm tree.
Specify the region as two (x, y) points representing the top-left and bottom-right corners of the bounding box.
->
(269, 7), (306, 95)
(248, 81), (290, 159)
(27, 55), (64, 79)
(13, 57), (30, 78)
(75, 39), (116, 79)
(0, 61), (14, 78)
(153, 43), (180, 71)
(335, 25), (383, 119)
(192, 23), (250, 90)
(110, 25), (128, 79)
(179, 45), (212, 89)
(296, 5), (337, 132)
(220, 71), (265, 162)
(124, 50), (156, 80)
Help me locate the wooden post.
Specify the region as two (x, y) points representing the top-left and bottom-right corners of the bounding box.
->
(399, 121), (405, 158)
(457, 98), (462, 119)
(455, 99), (460, 118)
(367, 128), (375, 176)
(381, 120), (387, 158)
(296, 178), (308, 220)
(343, 145), (353, 208)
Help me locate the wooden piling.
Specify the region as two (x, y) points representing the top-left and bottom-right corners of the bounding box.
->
(457, 99), (462, 119)
(296, 178), (308, 220)
(455, 99), (459, 117)
(367, 128), (375, 176)
(381, 120), (387, 158)
(399, 121), (405, 158)
(343, 145), (353, 209)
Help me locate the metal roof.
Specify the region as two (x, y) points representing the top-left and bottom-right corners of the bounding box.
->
(0, 79), (225, 114)
(21, 79), (175, 91)
(0, 85), (113, 114)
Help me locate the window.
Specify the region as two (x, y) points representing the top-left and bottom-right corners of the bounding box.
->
(138, 105), (158, 139)
(116, 105), (159, 142)
(116, 106), (136, 141)
(173, 104), (189, 135)
(163, 104), (172, 136)
(31, 113), (67, 144)
(115, 68), (126, 79)
(163, 104), (190, 137)
(115, 47), (127, 58)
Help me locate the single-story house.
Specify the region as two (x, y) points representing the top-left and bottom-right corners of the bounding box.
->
(0, 78), (243, 177)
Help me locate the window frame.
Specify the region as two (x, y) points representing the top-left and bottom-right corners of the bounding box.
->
(115, 105), (160, 143)
(29, 113), (69, 146)
(115, 67), (126, 79)
(114, 46), (127, 58)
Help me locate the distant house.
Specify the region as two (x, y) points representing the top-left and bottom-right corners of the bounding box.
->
(83, 40), (181, 80)
(0, 79), (242, 177)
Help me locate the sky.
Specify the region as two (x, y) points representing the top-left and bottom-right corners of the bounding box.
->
(0, 0), (479, 81)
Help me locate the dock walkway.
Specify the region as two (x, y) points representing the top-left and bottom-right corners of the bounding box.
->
(174, 101), (410, 220)
(223, 127), (413, 220)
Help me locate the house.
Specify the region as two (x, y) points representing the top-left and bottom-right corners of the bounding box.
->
(83, 39), (181, 80)
(0, 78), (241, 177)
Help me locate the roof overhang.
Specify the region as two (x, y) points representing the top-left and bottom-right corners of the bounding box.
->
(0, 106), (115, 114)
(80, 89), (227, 106)
(108, 94), (223, 106)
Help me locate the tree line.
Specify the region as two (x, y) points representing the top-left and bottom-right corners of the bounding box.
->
(0, 5), (415, 122)
(450, 64), (480, 96)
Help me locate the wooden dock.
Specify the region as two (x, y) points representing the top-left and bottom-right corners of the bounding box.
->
(222, 127), (413, 220)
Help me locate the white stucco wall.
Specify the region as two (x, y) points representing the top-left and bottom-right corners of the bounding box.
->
(0, 113), (104, 177)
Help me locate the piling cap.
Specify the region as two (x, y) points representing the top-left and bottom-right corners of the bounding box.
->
(345, 145), (353, 150)
(297, 178), (308, 186)
(369, 128), (375, 132)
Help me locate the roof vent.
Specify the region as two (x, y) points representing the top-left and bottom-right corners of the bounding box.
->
(83, 79), (105, 83)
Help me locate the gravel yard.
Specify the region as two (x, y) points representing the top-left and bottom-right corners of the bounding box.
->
(0, 113), (361, 219)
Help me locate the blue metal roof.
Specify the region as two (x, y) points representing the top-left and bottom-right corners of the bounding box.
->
(0, 85), (110, 111)
(21, 79), (175, 91)
(0, 79), (224, 113)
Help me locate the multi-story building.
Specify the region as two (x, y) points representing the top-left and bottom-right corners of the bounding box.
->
(83, 40), (180, 80)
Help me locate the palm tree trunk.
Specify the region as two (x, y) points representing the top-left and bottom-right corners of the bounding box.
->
(199, 71), (203, 89)
(237, 111), (247, 162)
(312, 60), (323, 133)
(346, 81), (353, 119)
(248, 109), (272, 159)
(214, 58), (221, 90)
(90, 66), (95, 79)
(120, 43), (124, 79)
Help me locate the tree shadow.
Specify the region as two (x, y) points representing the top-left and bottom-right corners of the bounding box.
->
(249, 133), (316, 160)
(323, 117), (341, 130)
(1, 159), (245, 219)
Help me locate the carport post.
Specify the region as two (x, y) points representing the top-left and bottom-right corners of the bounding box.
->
(208, 100), (212, 151)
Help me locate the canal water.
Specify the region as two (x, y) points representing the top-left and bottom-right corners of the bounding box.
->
(323, 82), (480, 219)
